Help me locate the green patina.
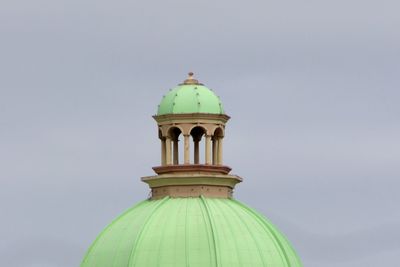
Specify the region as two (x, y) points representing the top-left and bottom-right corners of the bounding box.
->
(81, 197), (302, 267)
(157, 85), (224, 115)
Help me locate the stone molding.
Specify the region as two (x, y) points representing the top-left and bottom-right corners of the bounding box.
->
(151, 185), (233, 199)
(152, 164), (232, 175)
(141, 173), (242, 188)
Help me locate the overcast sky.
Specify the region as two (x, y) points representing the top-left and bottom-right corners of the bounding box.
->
(1, 0), (399, 266)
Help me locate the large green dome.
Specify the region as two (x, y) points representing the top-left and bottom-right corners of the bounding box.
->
(81, 197), (301, 267)
(157, 84), (224, 115)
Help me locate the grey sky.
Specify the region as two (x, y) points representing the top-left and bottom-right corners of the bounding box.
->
(1, 0), (399, 266)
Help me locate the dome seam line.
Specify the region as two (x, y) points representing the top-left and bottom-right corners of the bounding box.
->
(232, 199), (295, 267)
(194, 87), (201, 113)
(80, 201), (149, 266)
(222, 200), (268, 266)
(216, 200), (245, 266)
(126, 197), (170, 266)
(110, 205), (150, 267)
(171, 89), (178, 114)
(200, 196), (220, 267)
(184, 199), (190, 265)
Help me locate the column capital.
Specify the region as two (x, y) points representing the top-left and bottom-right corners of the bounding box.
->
(193, 136), (202, 142)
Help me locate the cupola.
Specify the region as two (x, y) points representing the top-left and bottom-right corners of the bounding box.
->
(81, 73), (302, 267)
(142, 73), (241, 199)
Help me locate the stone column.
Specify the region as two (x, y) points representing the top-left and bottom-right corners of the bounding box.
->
(161, 138), (166, 165)
(173, 138), (179, 165)
(217, 137), (223, 165)
(205, 135), (211, 165)
(212, 137), (217, 165)
(184, 134), (190, 164)
(194, 137), (200, 164)
(165, 137), (172, 165)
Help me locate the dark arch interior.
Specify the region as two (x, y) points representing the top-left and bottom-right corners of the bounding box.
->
(190, 126), (206, 164)
(169, 127), (182, 165)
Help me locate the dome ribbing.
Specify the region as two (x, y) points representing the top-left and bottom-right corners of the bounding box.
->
(81, 197), (301, 267)
(157, 84), (224, 115)
(81, 73), (302, 267)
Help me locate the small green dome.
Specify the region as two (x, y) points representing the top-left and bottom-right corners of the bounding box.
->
(81, 197), (302, 267)
(157, 84), (224, 115)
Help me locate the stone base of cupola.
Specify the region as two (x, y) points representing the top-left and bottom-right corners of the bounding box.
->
(151, 185), (233, 199)
(141, 172), (242, 199)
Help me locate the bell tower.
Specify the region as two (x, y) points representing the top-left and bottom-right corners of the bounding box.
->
(142, 73), (242, 199)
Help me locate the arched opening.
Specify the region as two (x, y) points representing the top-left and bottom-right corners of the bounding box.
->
(168, 127), (182, 165)
(190, 126), (206, 164)
(213, 127), (224, 165)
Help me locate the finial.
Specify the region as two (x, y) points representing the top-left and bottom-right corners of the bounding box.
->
(181, 72), (203, 85)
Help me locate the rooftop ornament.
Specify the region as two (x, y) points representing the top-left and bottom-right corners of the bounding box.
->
(181, 72), (203, 85)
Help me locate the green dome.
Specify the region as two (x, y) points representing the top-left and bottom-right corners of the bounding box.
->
(81, 197), (302, 267)
(157, 84), (224, 115)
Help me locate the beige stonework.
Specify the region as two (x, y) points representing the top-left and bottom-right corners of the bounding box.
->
(183, 135), (190, 164)
(154, 113), (227, 167)
(151, 185), (233, 199)
(165, 137), (172, 165)
(142, 172), (242, 200)
(143, 112), (242, 199)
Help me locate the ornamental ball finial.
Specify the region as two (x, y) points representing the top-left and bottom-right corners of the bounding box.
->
(182, 72), (202, 85)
